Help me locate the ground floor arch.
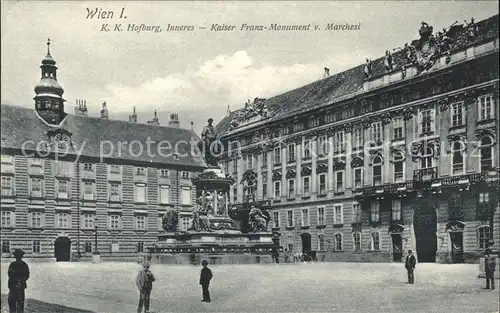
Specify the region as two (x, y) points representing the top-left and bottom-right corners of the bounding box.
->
(54, 237), (71, 262)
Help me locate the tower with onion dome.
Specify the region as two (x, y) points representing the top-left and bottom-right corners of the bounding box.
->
(34, 39), (67, 125)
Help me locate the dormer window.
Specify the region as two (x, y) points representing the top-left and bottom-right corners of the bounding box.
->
(135, 167), (145, 176)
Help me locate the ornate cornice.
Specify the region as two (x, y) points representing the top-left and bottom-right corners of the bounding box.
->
(272, 170), (282, 181)
(301, 165), (312, 177)
(286, 169), (296, 179)
(390, 145), (406, 163)
(332, 157), (346, 171)
(351, 156), (364, 168)
(447, 133), (467, 153)
(403, 107), (416, 120)
(381, 113), (392, 124)
(316, 162), (328, 174)
(475, 128), (496, 142)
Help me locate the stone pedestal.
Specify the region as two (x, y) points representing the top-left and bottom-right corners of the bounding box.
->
(92, 254), (101, 263)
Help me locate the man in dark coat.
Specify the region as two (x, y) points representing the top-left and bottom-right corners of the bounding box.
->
(8, 249), (30, 313)
(405, 249), (416, 284)
(199, 260), (213, 302)
(484, 249), (496, 290)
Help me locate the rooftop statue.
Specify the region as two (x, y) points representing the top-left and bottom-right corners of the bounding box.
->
(199, 118), (219, 167)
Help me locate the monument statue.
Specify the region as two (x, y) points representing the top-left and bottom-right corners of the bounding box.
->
(248, 205), (270, 232)
(199, 118), (219, 167)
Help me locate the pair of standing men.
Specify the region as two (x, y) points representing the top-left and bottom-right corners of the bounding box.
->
(135, 260), (213, 313)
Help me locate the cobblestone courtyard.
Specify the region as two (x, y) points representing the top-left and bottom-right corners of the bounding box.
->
(1, 262), (498, 313)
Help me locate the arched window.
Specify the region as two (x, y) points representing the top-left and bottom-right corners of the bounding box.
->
(420, 146), (434, 169)
(477, 225), (491, 249)
(372, 156), (383, 186)
(452, 141), (464, 175)
(334, 233), (343, 251)
(352, 232), (361, 251)
(480, 136), (493, 171)
(371, 232), (380, 250)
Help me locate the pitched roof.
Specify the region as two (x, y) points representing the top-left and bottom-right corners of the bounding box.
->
(1, 104), (207, 169)
(217, 14), (499, 135)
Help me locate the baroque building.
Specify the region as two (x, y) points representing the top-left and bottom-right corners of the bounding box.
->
(0, 41), (206, 261)
(216, 15), (499, 263)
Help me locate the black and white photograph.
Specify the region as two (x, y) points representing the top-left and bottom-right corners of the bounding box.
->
(0, 1), (499, 312)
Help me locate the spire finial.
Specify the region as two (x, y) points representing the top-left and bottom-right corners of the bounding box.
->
(154, 109), (157, 117)
(47, 38), (51, 55)
(133, 106), (136, 114)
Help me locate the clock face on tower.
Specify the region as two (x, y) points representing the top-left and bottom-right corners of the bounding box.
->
(47, 129), (73, 152)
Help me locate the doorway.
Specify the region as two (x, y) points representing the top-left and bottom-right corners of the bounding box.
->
(413, 205), (437, 262)
(54, 237), (71, 262)
(449, 231), (464, 263)
(391, 234), (403, 262)
(300, 233), (312, 254)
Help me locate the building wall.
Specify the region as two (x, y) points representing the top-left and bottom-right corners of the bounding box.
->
(220, 38), (499, 263)
(0, 154), (201, 259)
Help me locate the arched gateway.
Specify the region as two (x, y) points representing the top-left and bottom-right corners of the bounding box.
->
(413, 204), (437, 262)
(54, 237), (71, 262)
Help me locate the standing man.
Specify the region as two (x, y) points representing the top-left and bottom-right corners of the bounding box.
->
(405, 249), (417, 284)
(8, 249), (30, 313)
(135, 261), (155, 313)
(484, 249), (496, 290)
(199, 260), (213, 303)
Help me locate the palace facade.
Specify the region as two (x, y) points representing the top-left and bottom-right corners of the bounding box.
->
(217, 15), (499, 263)
(0, 42), (206, 261)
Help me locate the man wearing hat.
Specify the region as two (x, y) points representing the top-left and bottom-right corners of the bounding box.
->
(404, 249), (416, 284)
(484, 249), (496, 290)
(135, 261), (155, 313)
(8, 249), (30, 313)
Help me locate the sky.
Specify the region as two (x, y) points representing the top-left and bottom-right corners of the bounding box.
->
(1, 1), (498, 134)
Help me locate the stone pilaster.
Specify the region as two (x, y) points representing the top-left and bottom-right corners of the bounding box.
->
(296, 140), (302, 195)
(311, 138), (317, 193)
(256, 152), (262, 200)
(345, 132), (353, 189)
(327, 137), (334, 192)
(281, 145), (287, 199)
(267, 150), (273, 198)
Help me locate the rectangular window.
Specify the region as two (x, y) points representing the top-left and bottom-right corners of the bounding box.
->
(392, 199), (402, 221)
(353, 233), (361, 251)
(82, 214), (95, 229)
(135, 215), (146, 230)
(1, 176), (14, 196)
(232, 187), (237, 203)
(135, 183), (147, 203)
(335, 171), (344, 193)
(317, 207), (325, 225)
(287, 210), (294, 227)
(302, 177), (310, 194)
(353, 128), (363, 149)
(247, 154), (254, 169)
(370, 202), (380, 223)
(181, 171), (190, 179)
(393, 117), (404, 139)
(159, 185), (170, 204)
(478, 94), (494, 121)
(137, 242), (144, 253)
(32, 240), (41, 253)
(274, 181), (281, 198)
(352, 203), (361, 223)
(56, 213), (70, 228)
(181, 187), (192, 205)
(273, 211), (280, 228)
(478, 226), (491, 249)
(371, 232), (380, 250)
(394, 158), (404, 182)
(109, 165), (121, 174)
(30, 177), (43, 198)
(287, 179), (295, 198)
(83, 181), (94, 200)
(318, 174), (326, 194)
(83, 163), (94, 171)
(1, 155), (13, 164)
(318, 136), (328, 156)
(419, 109), (434, 134)
(223, 161), (229, 174)
(451, 102), (464, 127)
(30, 212), (43, 228)
(354, 168), (363, 189)
(262, 152), (268, 168)
(287, 143), (296, 163)
(371, 122), (382, 143)
(334, 233), (343, 251)
(56, 179), (69, 199)
(2, 240), (11, 253)
(232, 159), (238, 173)
(159, 169), (169, 177)
(334, 205), (343, 224)
(109, 183), (121, 202)
(1, 211), (13, 227)
(303, 140), (311, 158)
(135, 167), (145, 176)
(84, 241), (93, 253)
(262, 181), (268, 199)
(318, 234), (325, 251)
(109, 214), (121, 230)
(335, 131), (345, 153)
(373, 164), (382, 186)
(30, 158), (43, 167)
(274, 147), (281, 164)
(301, 209), (310, 227)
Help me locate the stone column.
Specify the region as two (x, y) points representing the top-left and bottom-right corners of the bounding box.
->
(256, 151), (262, 200)
(327, 136), (334, 192)
(296, 138), (302, 195)
(311, 137), (318, 193)
(363, 125), (371, 186)
(281, 145), (287, 199)
(383, 121), (391, 184)
(345, 130), (353, 189)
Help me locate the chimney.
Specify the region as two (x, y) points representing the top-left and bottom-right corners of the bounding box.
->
(129, 106), (138, 123)
(169, 113), (180, 128)
(324, 67), (330, 77)
(100, 101), (108, 119)
(74, 99), (88, 116)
